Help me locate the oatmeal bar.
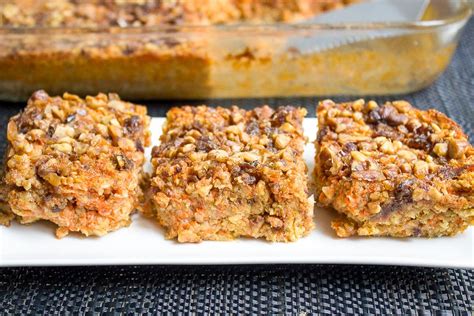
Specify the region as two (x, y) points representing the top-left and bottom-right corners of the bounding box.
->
(150, 105), (313, 242)
(315, 99), (474, 237)
(1, 90), (150, 237)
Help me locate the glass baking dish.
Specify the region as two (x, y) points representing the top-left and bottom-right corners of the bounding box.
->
(0, 0), (471, 101)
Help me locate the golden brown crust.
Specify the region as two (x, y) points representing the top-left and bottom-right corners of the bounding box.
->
(315, 99), (474, 237)
(150, 105), (314, 242)
(2, 90), (151, 237)
(1, 0), (360, 27)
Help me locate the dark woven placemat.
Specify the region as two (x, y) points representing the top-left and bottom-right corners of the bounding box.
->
(0, 17), (473, 315)
(0, 265), (472, 314)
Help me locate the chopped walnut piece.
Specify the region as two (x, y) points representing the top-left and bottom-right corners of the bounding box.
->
(448, 139), (469, 159)
(433, 143), (448, 157)
(275, 134), (291, 149)
(315, 99), (474, 238)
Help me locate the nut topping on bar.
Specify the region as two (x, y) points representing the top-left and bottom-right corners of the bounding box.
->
(149, 105), (314, 242)
(315, 99), (474, 237)
(0, 91), (151, 237)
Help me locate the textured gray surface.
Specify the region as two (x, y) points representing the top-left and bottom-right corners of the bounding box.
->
(0, 17), (473, 316)
(0, 265), (473, 314)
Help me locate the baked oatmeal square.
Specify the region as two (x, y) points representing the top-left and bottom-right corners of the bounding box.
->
(315, 99), (473, 237)
(150, 105), (313, 242)
(1, 90), (150, 237)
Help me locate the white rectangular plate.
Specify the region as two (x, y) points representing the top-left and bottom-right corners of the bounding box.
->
(1, 118), (472, 268)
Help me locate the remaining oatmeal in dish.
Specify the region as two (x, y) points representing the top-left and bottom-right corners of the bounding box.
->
(0, 0), (362, 27)
(315, 99), (474, 237)
(0, 90), (150, 237)
(0, 0), (413, 102)
(150, 105), (314, 242)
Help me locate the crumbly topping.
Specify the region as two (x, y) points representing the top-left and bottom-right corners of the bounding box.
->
(315, 99), (473, 222)
(1, 0), (361, 27)
(2, 90), (150, 237)
(152, 105), (306, 187)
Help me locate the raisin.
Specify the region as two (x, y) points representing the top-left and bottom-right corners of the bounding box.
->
(373, 123), (400, 140)
(373, 179), (415, 220)
(30, 90), (49, 101)
(196, 135), (217, 152)
(407, 125), (433, 151)
(187, 175), (199, 183)
(394, 179), (414, 203)
(437, 166), (464, 180)
(317, 126), (330, 142)
(242, 174), (257, 185)
(412, 227), (422, 237)
(135, 139), (144, 152)
(342, 142), (357, 154)
(47, 126), (55, 138)
(245, 120), (260, 136)
(124, 115), (141, 136)
(368, 105), (408, 126)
